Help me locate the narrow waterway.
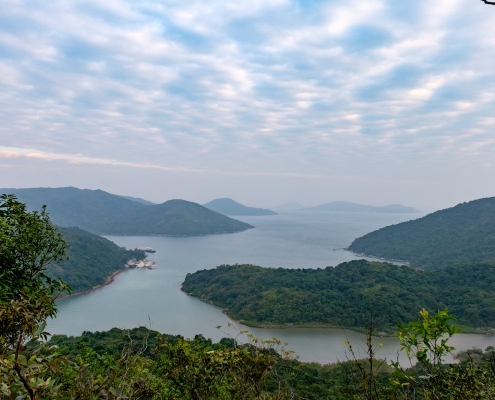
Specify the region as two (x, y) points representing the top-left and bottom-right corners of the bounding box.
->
(49, 211), (495, 364)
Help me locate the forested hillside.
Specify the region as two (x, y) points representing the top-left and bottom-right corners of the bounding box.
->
(48, 227), (145, 293)
(182, 260), (495, 333)
(2, 187), (253, 236)
(348, 196), (495, 268)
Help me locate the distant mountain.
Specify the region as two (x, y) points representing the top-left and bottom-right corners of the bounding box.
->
(272, 201), (307, 210)
(348, 197), (495, 269)
(203, 198), (277, 216)
(48, 227), (146, 293)
(120, 195), (156, 206)
(304, 201), (419, 213)
(1, 187), (253, 236)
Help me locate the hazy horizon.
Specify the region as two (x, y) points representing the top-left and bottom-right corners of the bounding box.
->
(0, 184), (472, 214)
(1, 1), (494, 212)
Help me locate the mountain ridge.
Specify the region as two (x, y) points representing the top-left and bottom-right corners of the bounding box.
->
(1, 187), (253, 236)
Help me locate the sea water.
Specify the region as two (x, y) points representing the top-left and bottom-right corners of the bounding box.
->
(49, 211), (495, 364)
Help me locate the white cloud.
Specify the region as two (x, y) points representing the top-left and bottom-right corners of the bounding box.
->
(0, 0), (494, 200)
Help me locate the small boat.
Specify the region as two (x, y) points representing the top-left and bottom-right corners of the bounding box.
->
(138, 247), (156, 253)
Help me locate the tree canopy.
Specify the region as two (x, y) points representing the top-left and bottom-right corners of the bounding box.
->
(182, 260), (495, 333)
(348, 196), (495, 269)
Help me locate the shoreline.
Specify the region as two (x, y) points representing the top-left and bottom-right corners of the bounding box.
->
(103, 227), (254, 238)
(57, 268), (129, 300)
(185, 293), (495, 337)
(346, 249), (410, 266)
(184, 293), (391, 336)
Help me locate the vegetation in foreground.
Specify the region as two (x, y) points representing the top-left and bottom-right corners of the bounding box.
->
(3, 194), (495, 399)
(348, 196), (495, 268)
(181, 262), (495, 333)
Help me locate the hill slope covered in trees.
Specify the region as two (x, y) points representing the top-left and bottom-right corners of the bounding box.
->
(182, 260), (495, 333)
(348, 197), (495, 268)
(203, 198), (277, 216)
(1, 187), (253, 236)
(49, 227), (146, 293)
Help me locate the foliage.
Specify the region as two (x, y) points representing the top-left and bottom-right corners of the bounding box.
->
(456, 346), (495, 368)
(348, 196), (495, 268)
(7, 316), (495, 399)
(181, 260), (495, 333)
(397, 309), (460, 368)
(0, 195), (69, 350)
(43, 328), (299, 399)
(2, 187), (253, 236)
(48, 227), (145, 293)
(389, 309), (495, 399)
(48, 327), (178, 359)
(43, 316), (495, 400)
(0, 194), (70, 399)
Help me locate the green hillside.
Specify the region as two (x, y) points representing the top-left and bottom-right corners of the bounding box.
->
(110, 199), (254, 235)
(181, 260), (495, 333)
(348, 196), (495, 268)
(1, 187), (253, 236)
(48, 227), (145, 293)
(203, 198), (277, 216)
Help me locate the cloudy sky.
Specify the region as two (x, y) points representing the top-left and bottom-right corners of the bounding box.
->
(1, 0), (494, 211)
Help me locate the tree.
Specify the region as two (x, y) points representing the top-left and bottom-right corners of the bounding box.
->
(0, 194), (69, 399)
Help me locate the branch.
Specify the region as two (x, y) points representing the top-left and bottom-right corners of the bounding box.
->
(481, 1), (495, 4)
(14, 339), (35, 400)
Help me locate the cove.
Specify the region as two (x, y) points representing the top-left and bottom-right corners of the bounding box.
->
(49, 211), (495, 364)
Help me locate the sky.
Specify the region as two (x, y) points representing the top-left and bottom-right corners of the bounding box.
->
(1, 0), (494, 211)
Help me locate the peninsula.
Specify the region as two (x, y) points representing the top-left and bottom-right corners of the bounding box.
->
(348, 196), (495, 268)
(182, 260), (495, 333)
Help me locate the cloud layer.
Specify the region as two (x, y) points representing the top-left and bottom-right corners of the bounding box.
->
(1, 0), (494, 208)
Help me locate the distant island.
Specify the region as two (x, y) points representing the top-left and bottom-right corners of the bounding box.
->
(348, 196), (495, 269)
(49, 226), (146, 294)
(303, 201), (419, 213)
(203, 198), (277, 216)
(1, 187), (253, 236)
(182, 260), (495, 333)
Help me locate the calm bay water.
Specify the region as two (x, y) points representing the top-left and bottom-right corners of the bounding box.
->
(49, 211), (495, 364)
